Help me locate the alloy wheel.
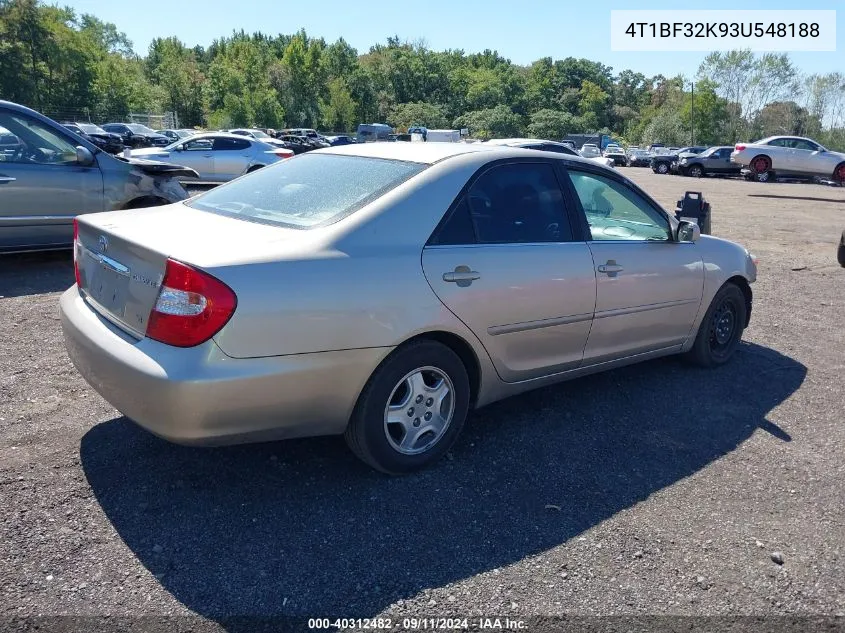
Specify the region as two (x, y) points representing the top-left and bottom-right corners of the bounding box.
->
(383, 366), (455, 455)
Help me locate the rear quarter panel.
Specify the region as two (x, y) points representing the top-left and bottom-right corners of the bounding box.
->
(209, 153), (496, 360)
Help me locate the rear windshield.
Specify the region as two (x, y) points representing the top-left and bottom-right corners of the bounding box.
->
(187, 153), (427, 229)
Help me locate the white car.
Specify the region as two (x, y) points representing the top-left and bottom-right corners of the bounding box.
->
(131, 133), (293, 182)
(731, 135), (845, 183)
(580, 144), (602, 158)
(228, 128), (299, 149)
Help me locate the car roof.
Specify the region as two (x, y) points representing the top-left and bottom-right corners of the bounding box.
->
(757, 135), (818, 143)
(176, 132), (261, 142)
(484, 138), (562, 146)
(317, 139), (609, 168)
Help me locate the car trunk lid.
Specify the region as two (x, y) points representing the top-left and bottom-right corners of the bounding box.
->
(75, 203), (324, 339)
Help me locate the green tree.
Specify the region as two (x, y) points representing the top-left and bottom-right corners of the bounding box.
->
(147, 37), (205, 126)
(321, 78), (357, 132)
(527, 109), (577, 140)
(388, 101), (448, 130)
(453, 105), (523, 140)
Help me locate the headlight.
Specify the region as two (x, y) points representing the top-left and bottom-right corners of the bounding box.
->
(680, 158), (688, 164)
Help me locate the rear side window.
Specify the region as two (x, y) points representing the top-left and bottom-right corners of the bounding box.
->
(213, 137), (250, 151)
(188, 153), (426, 229)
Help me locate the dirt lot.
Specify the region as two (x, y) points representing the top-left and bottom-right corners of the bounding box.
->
(1, 171), (843, 628)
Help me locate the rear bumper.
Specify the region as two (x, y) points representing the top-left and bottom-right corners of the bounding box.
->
(60, 286), (388, 445)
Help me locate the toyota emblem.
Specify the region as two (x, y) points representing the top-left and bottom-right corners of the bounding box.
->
(98, 235), (109, 253)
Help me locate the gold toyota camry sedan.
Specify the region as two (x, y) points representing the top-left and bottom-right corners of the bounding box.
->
(61, 142), (758, 474)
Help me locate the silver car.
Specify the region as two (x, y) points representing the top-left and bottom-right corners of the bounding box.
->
(731, 135), (845, 183)
(130, 133), (293, 182)
(0, 101), (196, 253)
(60, 142), (757, 474)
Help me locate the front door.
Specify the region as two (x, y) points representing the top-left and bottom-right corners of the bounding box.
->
(0, 109), (103, 250)
(173, 137), (215, 180)
(422, 161), (597, 383)
(565, 168), (704, 364)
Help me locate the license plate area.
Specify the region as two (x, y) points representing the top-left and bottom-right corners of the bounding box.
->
(81, 248), (131, 318)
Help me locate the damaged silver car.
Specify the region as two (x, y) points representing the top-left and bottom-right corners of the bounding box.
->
(0, 101), (197, 253)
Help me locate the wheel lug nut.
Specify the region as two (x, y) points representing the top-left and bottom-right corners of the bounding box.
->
(426, 398), (434, 406)
(424, 412), (432, 421)
(416, 395), (424, 404)
(407, 408), (414, 416)
(413, 418), (421, 427)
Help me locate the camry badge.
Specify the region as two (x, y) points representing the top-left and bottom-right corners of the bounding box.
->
(98, 235), (109, 253)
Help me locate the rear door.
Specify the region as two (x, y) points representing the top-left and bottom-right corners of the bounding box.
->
(564, 167), (704, 364)
(421, 160), (597, 383)
(0, 108), (103, 250)
(211, 137), (253, 180)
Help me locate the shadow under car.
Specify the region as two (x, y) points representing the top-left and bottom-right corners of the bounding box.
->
(80, 342), (804, 621)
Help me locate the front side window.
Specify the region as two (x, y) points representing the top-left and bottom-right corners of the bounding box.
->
(183, 138), (213, 152)
(790, 139), (818, 151)
(464, 162), (573, 244)
(568, 170), (672, 242)
(0, 112), (78, 165)
(187, 153), (427, 229)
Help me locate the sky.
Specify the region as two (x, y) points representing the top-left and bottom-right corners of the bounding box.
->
(61, 0), (843, 78)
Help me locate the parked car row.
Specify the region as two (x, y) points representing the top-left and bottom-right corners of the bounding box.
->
(129, 133), (293, 182)
(596, 136), (844, 186)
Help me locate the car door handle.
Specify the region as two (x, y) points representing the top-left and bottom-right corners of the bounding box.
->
(202, 154), (213, 158)
(597, 262), (624, 274)
(443, 266), (480, 286)
(0, 176), (16, 184)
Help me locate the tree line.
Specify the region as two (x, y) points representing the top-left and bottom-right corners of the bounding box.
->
(1, 0), (843, 149)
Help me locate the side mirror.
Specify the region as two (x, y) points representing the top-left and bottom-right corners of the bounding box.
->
(677, 220), (701, 243)
(173, 145), (183, 152)
(76, 145), (95, 166)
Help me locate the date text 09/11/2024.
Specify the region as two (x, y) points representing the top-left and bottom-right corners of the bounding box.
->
(307, 617), (528, 630)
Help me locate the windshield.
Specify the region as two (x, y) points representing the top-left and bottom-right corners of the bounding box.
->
(127, 123), (156, 134)
(250, 130), (270, 138)
(78, 123), (107, 134)
(187, 153), (427, 229)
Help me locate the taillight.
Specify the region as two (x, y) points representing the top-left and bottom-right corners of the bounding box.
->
(145, 259), (237, 348)
(735, 144), (746, 151)
(274, 151), (292, 159)
(72, 218), (82, 287)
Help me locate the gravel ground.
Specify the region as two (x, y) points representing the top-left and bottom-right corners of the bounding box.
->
(1, 171), (844, 629)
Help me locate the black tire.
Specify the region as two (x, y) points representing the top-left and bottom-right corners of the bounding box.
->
(655, 162), (669, 174)
(833, 163), (845, 185)
(750, 155), (772, 176)
(345, 340), (470, 475)
(684, 283), (747, 368)
(688, 164), (704, 178)
(838, 231), (845, 267)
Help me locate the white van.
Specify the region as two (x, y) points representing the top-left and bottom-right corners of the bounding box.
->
(425, 129), (461, 143)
